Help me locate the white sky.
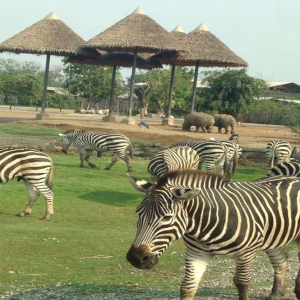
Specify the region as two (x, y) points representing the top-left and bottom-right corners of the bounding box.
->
(0, 0), (299, 83)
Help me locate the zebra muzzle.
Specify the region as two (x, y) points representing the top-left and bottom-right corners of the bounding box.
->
(126, 244), (158, 269)
(62, 149), (68, 155)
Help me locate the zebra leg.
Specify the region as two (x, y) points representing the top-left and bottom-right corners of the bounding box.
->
(265, 248), (287, 300)
(105, 154), (119, 170)
(16, 180), (40, 217)
(233, 253), (254, 300)
(180, 250), (213, 300)
(121, 154), (133, 172)
(216, 156), (226, 175)
(294, 240), (300, 299)
(79, 151), (85, 168)
(85, 150), (98, 169)
(33, 182), (54, 221)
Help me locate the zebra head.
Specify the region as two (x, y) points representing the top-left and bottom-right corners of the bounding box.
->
(126, 173), (201, 270)
(58, 133), (72, 154)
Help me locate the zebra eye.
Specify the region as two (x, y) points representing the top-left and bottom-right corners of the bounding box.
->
(162, 215), (173, 222)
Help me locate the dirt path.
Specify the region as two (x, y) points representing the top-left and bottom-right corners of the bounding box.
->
(0, 107), (299, 150)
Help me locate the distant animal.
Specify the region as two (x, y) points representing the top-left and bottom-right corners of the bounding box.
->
(213, 113), (237, 134)
(147, 146), (199, 179)
(266, 139), (292, 168)
(174, 140), (228, 175)
(138, 121), (149, 132)
(267, 161), (300, 177)
(0, 148), (54, 220)
(59, 129), (134, 171)
(126, 169), (300, 300)
(182, 112), (215, 133)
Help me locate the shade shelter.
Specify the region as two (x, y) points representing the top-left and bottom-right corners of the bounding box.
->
(0, 12), (85, 119)
(82, 7), (182, 125)
(153, 23), (248, 117)
(67, 49), (162, 121)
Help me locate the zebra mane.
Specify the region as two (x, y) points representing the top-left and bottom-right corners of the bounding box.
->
(64, 129), (85, 134)
(156, 169), (225, 189)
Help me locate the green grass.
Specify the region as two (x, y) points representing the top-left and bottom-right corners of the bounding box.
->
(0, 155), (275, 298)
(0, 123), (60, 137)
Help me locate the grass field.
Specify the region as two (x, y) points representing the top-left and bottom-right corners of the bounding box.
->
(2, 153), (295, 299)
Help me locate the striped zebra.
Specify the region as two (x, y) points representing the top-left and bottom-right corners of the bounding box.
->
(59, 129), (134, 171)
(266, 139), (292, 168)
(147, 146), (199, 179)
(221, 134), (242, 181)
(127, 170), (300, 300)
(0, 148), (54, 220)
(268, 161), (300, 177)
(173, 141), (228, 175)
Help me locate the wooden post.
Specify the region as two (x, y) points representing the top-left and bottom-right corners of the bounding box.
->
(103, 63), (117, 122)
(36, 53), (50, 119)
(191, 60), (199, 112)
(128, 52), (137, 118)
(166, 64), (176, 118)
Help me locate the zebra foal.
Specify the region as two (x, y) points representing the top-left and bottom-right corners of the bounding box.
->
(147, 146), (199, 179)
(127, 170), (300, 300)
(59, 129), (134, 171)
(266, 139), (292, 168)
(0, 148), (54, 220)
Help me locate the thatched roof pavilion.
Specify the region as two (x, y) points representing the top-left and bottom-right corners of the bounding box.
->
(0, 12), (85, 119)
(82, 7), (183, 124)
(67, 49), (162, 121)
(153, 23), (248, 113)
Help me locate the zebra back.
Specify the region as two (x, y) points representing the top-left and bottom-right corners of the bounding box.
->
(268, 161), (300, 177)
(148, 146), (199, 179)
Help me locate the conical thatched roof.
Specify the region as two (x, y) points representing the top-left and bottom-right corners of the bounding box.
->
(0, 13), (85, 56)
(67, 48), (162, 69)
(83, 7), (182, 53)
(153, 23), (248, 67)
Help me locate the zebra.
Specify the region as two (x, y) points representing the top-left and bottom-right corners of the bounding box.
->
(221, 134), (242, 181)
(126, 169), (300, 300)
(173, 140), (228, 176)
(268, 161), (300, 177)
(266, 139), (292, 168)
(0, 148), (54, 220)
(59, 129), (134, 171)
(147, 146), (199, 179)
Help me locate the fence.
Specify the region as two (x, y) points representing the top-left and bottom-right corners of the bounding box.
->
(241, 111), (300, 125)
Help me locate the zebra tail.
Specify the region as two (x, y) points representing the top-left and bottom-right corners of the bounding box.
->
(46, 165), (54, 190)
(223, 146), (228, 178)
(269, 147), (275, 169)
(128, 139), (134, 159)
(232, 146), (238, 177)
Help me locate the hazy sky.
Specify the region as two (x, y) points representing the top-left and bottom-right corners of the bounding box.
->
(0, 0), (299, 83)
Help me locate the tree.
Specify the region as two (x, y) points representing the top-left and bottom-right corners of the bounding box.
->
(196, 69), (268, 119)
(63, 61), (125, 110)
(134, 67), (193, 116)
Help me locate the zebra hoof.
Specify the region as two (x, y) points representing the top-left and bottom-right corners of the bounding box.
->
(40, 216), (50, 221)
(16, 212), (30, 217)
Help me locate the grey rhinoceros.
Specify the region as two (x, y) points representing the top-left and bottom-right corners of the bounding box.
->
(182, 112), (215, 133)
(213, 114), (237, 134)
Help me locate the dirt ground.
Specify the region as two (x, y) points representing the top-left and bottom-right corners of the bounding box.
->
(0, 107), (299, 151)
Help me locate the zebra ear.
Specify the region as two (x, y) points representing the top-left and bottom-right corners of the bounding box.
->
(58, 133), (65, 137)
(126, 174), (153, 193)
(172, 188), (201, 201)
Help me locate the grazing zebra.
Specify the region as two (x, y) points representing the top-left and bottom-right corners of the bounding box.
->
(266, 139), (292, 168)
(147, 146), (199, 179)
(127, 170), (300, 300)
(59, 129), (134, 171)
(0, 148), (54, 220)
(174, 141), (228, 175)
(268, 161), (300, 177)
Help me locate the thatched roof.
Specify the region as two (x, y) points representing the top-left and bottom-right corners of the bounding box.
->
(83, 7), (182, 53)
(152, 23), (248, 67)
(0, 13), (85, 56)
(67, 48), (162, 69)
